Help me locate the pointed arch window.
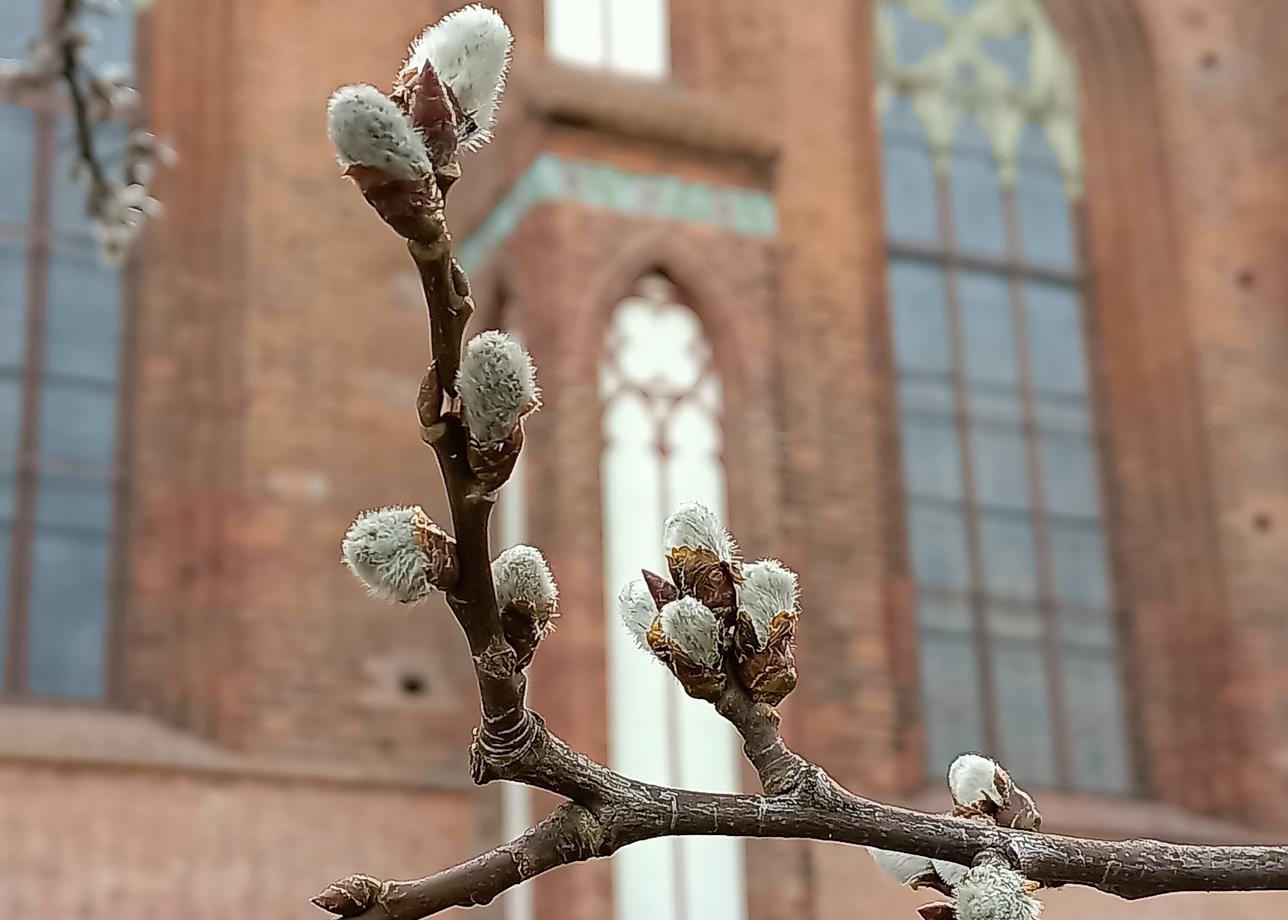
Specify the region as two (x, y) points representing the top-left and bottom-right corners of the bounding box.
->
(600, 275), (746, 920)
(875, 0), (1131, 793)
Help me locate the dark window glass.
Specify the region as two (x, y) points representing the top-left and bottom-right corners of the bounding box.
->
(1040, 431), (1100, 517)
(959, 270), (1017, 385)
(990, 637), (1057, 783)
(38, 383), (117, 468)
(0, 2), (44, 63)
(34, 472), (114, 534)
(950, 121), (1006, 255)
(1017, 125), (1075, 268)
(890, 259), (951, 372)
(902, 413), (963, 501)
(978, 510), (1038, 599)
(882, 100), (939, 244)
(1026, 280), (1087, 394)
(44, 240), (122, 382)
(920, 628), (985, 774)
(0, 107), (36, 223)
(0, 244), (28, 371)
(970, 424), (1030, 510)
(1048, 519), (1110, 608)
(84, 6), (135, 69)
(26, 530), (110, 699)
(1062, 649), (1132, 792)
(909, 499), (971, 589)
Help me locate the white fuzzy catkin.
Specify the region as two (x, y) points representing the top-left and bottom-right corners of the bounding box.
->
(456, 330), (539, 442)
(618, 579), (659, 651)
(738, 559), (799, 648)
(492, 544), (557, 611)
(342, 506), (433, 603)
(662, 501), (737, 562)
(405, 4), (512, 149)
(659, 596), (722, 667)
(954, 863), (1042, 920)
(867, 848), (936, 887)
(948, 753), (1006, 808)
(327, 84), (431, 179)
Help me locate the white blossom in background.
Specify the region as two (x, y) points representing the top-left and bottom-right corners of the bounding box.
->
(659, 597), (722, 667)
(955, 860), (1043, 920)
(948, 753), (1011, 809)
(342, 506), (436, 604)
(492, 545), (557, 611)
(87, 63), (140, 120)
(122, 129), (176, 187)
(94, 182), (161, 267)
(456, 330), (539, 443)
(738, 559), (799, 648)
(618, 579), (658, 650)
(405, 3), (512, 149)
(662, 501), (737, 562)
(327, 84), (432, 179)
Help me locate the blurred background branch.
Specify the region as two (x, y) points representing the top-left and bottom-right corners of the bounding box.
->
(0, 0), (170, 264)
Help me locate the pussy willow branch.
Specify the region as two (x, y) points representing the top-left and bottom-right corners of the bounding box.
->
(314, 164), (1288, 920)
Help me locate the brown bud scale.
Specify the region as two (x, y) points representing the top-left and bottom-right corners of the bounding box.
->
(734, 610), (799, 706)
(342, 164), (447, 245)
(646, 619), (726, 701)
(641, 569), (680, 609)
(666, 546), (740, 620)
(501, 597), (559, 671)
(391, 60), (461, 168)
(468, 424), (524, 494)
(411, 506), (459, 591)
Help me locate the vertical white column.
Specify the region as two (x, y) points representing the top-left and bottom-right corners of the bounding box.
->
(601, 285), (745, 920)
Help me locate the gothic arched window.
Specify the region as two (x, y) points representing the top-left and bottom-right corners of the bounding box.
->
(600, 275), (746, 920)
(876, 0), (1131, 793)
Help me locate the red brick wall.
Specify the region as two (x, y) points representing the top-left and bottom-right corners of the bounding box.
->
(0, 760), (476, 919)
(1135, 0), (1288, 825)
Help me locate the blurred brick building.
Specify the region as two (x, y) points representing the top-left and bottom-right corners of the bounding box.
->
(1, 0), (1286, 918)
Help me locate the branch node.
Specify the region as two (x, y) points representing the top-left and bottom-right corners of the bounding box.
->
(473, 634), (518, 679)
(470, 709), (543, 783)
